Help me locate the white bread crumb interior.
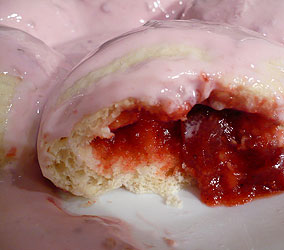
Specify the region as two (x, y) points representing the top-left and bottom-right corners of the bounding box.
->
(41, 98), (190, 207)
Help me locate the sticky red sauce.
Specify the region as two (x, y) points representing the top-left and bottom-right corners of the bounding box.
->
(182, 105), (284, 206)
(91, 105), (284, 206)
(91, 110), (183, 176)
(6, 146), (17, 157)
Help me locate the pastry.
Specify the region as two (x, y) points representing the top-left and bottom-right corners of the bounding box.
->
(38, 20), (284, 206)
(0, 25), (69, 166)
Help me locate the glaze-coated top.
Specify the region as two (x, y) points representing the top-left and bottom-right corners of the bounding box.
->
(0, 0), (187, 64)
(184, 0), (284, 44)
(0, 25), (70, 161)
(39, 20), (284, 148)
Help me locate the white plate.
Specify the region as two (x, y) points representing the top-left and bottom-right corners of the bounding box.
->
(62, 187), (284, 249)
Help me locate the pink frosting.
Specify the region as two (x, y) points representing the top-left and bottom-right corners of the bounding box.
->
(0, 157), (139, 249)
(38, 20), (284, 151)
(0, 26), (70, 161)
(184, 0), (284, 44)
(0, 0), (187, 65)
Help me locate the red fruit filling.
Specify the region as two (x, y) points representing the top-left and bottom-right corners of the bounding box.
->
(90, 105), (284, 206)
(90, 110), (184, 175)
(182, 105), (284, 206)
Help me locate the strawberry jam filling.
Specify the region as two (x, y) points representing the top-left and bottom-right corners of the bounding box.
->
(182, 105), (284, 206)
(90, 110), (184, 175)
(91, 105), (284, 206)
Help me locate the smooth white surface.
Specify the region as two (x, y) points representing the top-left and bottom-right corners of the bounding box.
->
(62, 187), (284, 250)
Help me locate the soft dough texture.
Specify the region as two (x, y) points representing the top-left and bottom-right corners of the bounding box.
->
(0, 25), (69, 166)
(37, 20), (284, 206)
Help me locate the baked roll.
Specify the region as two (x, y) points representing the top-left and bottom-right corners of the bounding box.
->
(0, 25), (69, 166)
(38, 20), (284, 206)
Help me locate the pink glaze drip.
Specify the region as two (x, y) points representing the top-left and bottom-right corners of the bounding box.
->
(38, 20), (284, 156)
(184, 0), (284, 45)
(0, 160), (139, 250)
(0, 26), (71, 162)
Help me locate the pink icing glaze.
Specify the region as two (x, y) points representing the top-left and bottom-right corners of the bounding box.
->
(0, 26), (71, 161)
(0, 0), (97, 47)
(0, 0), (187, 65)
(184, 0), (284, 44)
(53, 0), (188, 65)
(0, 27), (142, 250)
(0, 158), (139, 250)
(38, 20), (284, 156)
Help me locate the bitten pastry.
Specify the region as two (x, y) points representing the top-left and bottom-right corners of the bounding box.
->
(0, 25), (69, 166)
(38, 20), (284, 206)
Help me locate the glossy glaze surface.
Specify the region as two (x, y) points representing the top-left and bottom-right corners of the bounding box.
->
(39, 21), (284, 149)
(0, 160), (138, 250)
(184, 0), (284, 44)
(0, 0), (187, 64)
(0, 26), (70, 161)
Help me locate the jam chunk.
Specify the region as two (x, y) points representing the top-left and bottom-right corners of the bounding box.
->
(182, 105), (284, 206)
(91, 110), (183, 175)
